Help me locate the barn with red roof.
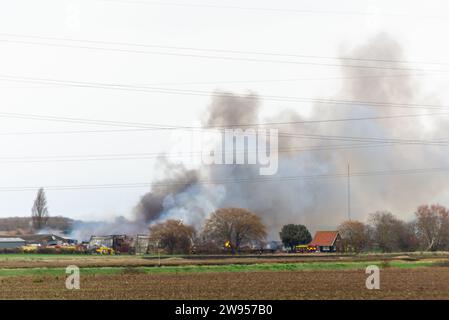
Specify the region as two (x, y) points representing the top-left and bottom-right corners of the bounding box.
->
(309, 231), (342, 252)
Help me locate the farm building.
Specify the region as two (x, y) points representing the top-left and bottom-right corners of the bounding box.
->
(88, 235), (134, 254)
(309, 231), (342, 252)
(18, 234), (75, 246)
(89, 235), (114, 248)
(135, 235), (150, 255)
(0, 234), (75, 246)
(0, 237), (26, 249)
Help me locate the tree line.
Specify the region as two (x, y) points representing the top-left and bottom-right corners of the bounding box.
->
(280, 204), (449, 253)
(149, 204), (449, 254)
(15, 188), (449, 254)
(339, 205), (449, 252)
(149, 208), (266, 254)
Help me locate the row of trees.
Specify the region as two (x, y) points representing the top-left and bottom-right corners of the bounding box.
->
(149, 208), (266, 254)
(149, 204), (449, 254)
(339, 205), (449, 252)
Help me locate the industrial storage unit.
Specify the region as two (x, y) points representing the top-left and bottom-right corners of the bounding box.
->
(18, 234), (69, 246)
(88, 235), (134, 254)
(0, 237), (26, 249)
(135, 235), (150, 255)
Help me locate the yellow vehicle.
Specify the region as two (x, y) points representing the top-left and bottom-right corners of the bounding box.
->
(21, 245), (38, 253)
(295, 245), (308, 253)
(295, 244), (317, 253)
(95, 246), (115, 255)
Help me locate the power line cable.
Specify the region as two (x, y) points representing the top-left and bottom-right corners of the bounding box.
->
(1, 109), (449, 147)
(0, 72), (435, 87)
(2, 37), (448, 73)
(2, 32), (449, 67)
(2, 74), (449, 111)
(0, 108), (448, 137)
(280, 132), (449, 145)
(0, 141), (446, 164)
(96, 0), (449, 20)
(0, 142), (426, 164)
(1, 165), (449, 192)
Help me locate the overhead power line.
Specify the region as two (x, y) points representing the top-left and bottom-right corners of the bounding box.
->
(280, 132), (449, 145)
(0, 110), (448, 147)
(0, 108), (448, 135)
(1, 32), (449, 67)
(1, 165), (449, 192)
(97, 0), (448, 20)
(0, 141), (447, 164)
(0, 109), (445, 136)
(0, 72), (438, 87)
(2, 74), (449, 111)
(2, 36), (449, 73)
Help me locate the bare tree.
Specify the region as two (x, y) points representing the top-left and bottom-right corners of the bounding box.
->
(31, 188), (49, 231)
(149, 219), (196, 254)
(369, 211), (416, 252)
(396, 221), (420, 252)
(338, 220), (369, 253)
(415, 204), (449, 251)
(203, 208), (267, 253)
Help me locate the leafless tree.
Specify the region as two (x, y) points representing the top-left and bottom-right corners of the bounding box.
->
(415, 204), (449, 251)
(369, 211), (416, 252)
(31, 188), (49, 231)
(149, 219), (196, 254)
(338, 220), (369, 252)
(203, 208), (267, 252)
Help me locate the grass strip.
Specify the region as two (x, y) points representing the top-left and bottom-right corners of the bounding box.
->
(0, 260), (438, 277)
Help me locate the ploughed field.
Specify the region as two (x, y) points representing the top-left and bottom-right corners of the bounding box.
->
(1, 253), (449, 299)
(1, 268), (449, 299)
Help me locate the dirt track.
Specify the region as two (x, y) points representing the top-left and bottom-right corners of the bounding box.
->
(1, 267), (449, 299)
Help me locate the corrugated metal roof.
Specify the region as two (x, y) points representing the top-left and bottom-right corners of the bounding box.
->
(0, 237), (25, 242)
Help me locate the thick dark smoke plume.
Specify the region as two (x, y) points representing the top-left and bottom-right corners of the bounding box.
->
(134, 158), (199, 222)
